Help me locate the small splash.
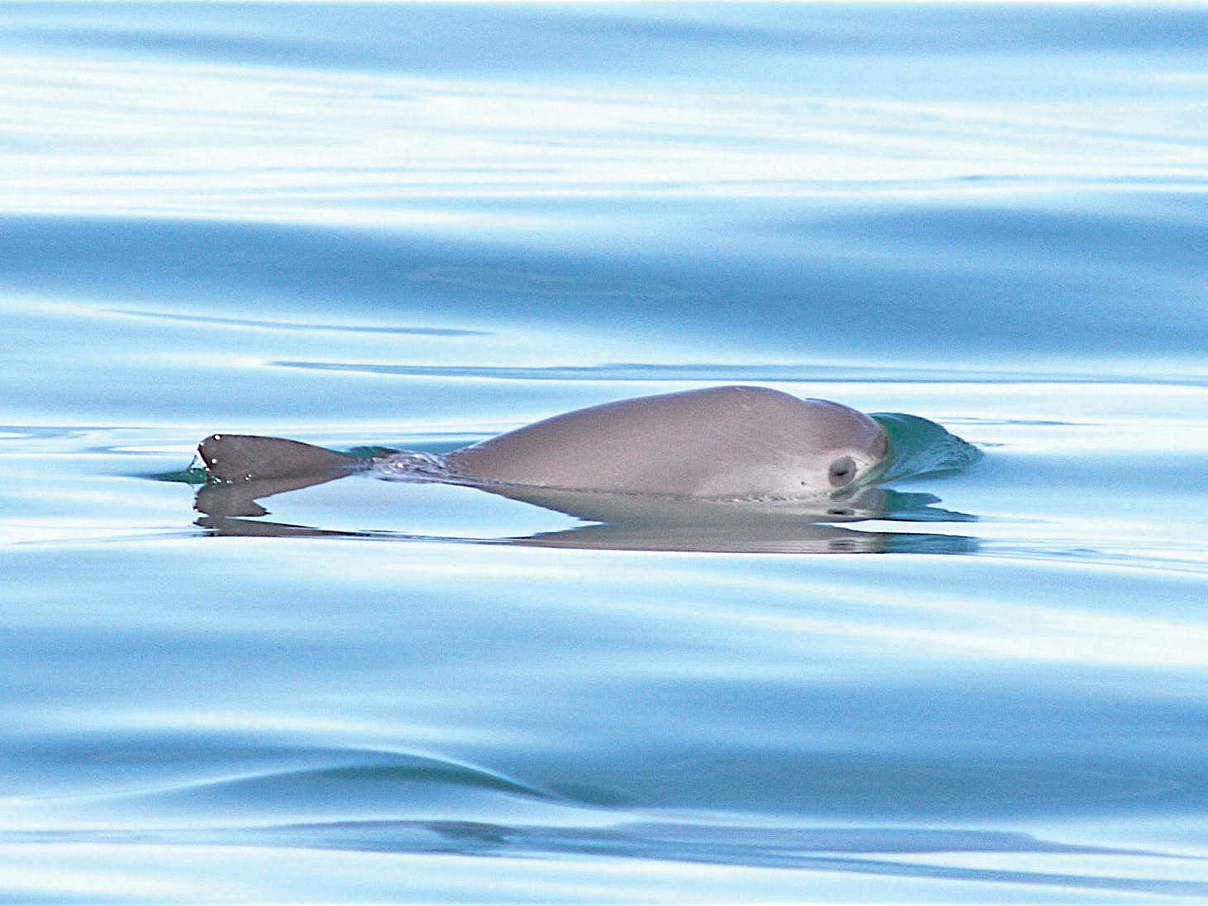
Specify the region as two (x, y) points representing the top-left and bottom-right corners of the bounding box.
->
(374, 450), (456, 483)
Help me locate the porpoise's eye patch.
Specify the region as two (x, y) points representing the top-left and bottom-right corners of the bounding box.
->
(828, 456), (856, 487)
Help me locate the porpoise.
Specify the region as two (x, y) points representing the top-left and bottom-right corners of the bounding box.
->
(199, 385), (890, 500)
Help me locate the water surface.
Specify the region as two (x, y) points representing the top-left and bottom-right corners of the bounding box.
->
(2, 3), (1208, 903)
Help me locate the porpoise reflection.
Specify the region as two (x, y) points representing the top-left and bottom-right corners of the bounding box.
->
(193, 385), (978, 554)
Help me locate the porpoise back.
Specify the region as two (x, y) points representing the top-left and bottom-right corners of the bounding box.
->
(444, 385), (888, 498)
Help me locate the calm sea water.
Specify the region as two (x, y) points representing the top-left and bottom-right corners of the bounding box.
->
(3, 3), (1208, 903)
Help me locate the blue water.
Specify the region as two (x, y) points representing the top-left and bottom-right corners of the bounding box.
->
(3, 3), (1208, 902)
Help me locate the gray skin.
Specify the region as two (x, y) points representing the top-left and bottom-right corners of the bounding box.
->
(198, 434), (364, 484)
(443, 385), (888, 498)
(199, 385), (889, 500)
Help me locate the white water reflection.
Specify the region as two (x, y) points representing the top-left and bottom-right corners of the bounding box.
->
(2, 48), (1205, 227)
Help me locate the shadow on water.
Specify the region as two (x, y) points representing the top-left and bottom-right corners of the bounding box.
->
(4, 205), (1206, 369)
(164, 412), (982, 555)
(7, 4), (1207, 82)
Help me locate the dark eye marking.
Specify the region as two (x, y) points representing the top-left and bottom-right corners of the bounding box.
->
(828, 456), (856, 487)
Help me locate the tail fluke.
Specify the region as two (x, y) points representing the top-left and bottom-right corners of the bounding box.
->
(199, 434), (361, 482)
